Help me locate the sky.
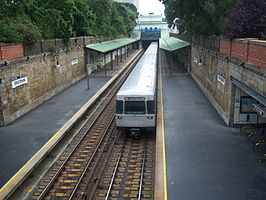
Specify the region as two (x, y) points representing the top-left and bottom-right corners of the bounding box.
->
(139, 0), (165, 16)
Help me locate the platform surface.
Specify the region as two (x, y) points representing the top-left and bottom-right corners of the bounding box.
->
(162, 74), (266, 199)
(0, 76), (111, 188)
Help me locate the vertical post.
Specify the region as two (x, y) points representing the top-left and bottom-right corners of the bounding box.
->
(111, 51), (113, 70)
(85, 48), (89, 89)
(125, 46), (126, 59)
(120, 48), (122, 62)
(86, 64), (90, 89)
(104, 53), (106, 76)
(117, 49), (119, 66)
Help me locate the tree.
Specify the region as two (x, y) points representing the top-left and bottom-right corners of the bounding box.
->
(222, 0), (266, 39)
(0, 0), (138, 43)
(72, 0), (96, 36)
(160, 0), (239, 35)
(88, 0), (137, 38)
(0, 15), (41, 43)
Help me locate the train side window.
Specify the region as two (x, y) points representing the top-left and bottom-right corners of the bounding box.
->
(116, 101), (123, 114)
(147, 101), (155, 114)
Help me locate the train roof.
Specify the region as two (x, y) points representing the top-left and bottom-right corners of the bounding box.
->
(117, 42), (158, 98)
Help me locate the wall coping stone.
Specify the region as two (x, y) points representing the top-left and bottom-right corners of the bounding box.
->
(249, 40), (266, 47)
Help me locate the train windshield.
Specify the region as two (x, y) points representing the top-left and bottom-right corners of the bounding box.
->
(116, 101), (123, 114)
(125, 101), (146, 114)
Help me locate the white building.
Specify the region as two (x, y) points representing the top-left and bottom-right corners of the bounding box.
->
(115, 0), (139, 11)
(134, 13), (168, 30)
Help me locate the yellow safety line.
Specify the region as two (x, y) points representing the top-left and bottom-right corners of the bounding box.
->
(159, 56), (168, 200)
(0, 96), (89, 192)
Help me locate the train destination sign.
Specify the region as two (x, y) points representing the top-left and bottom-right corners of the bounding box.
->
(11, 74), (28, 88)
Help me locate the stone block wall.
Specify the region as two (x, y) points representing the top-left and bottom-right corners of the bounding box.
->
(191, 45), (266, 125)
(171, 33), (265, 125)
(0, 47), (85, 126)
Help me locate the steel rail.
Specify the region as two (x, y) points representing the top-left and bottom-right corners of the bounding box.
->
(69, 115), (115, 199)
(36, 50), (144, 200)
(36, 97), (115, 200)
(105, 152), (122, 200)
(138, 140), (147, 200)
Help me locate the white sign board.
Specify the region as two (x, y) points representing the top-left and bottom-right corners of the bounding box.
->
(217, 73), (225, 85)
(252, 104), (266, 118)
(71, 58), (78, 65)
(11, 75), (28, 88)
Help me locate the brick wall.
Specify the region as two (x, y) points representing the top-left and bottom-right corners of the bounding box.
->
(219, 38), (266, 68)
(248, 40), (266, 67)
(0, 44), (24, 61)
(231, 39), (248, 61)
(219, 39), (231, 56)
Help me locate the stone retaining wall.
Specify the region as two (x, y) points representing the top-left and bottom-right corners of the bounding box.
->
(171, 33), (266, 125)
(0, 47), (85, 126)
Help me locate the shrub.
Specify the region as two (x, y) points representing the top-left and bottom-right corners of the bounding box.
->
(0, 16), (41, 43)
(222, 0), (266, 39)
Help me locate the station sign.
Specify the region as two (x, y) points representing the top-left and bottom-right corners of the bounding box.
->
(71, 58), (78, 65)
(217, 73), (226, 85)
(252, 104), (266, 118)
(11, 74), (28, 88)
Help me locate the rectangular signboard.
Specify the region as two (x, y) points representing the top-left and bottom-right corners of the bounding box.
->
(71, 58), (78, 65)
(11, 74), (28, 88)
(217, 73), (225, 85)
(252, 104), (266, 117)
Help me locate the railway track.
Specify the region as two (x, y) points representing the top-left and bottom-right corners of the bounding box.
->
(89, 132), (155, 200)
(26, 52), (147, 200)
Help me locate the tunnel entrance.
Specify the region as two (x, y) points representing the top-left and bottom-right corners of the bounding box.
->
(142, 40), (159, 49)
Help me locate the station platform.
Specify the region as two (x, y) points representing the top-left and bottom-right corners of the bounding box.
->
(160, 50), (266, 199)
(0, 50), (140, 189)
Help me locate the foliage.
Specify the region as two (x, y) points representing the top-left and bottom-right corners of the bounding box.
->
(160, 0), (239, 35)
(222, 0), (266, 39)
(0, 16), (42, 43)
(0, 0), (138, 43)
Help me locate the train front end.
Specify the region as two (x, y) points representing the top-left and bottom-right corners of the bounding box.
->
(116, 95), (156, 130)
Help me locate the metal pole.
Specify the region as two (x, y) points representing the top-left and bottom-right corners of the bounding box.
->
(104, 53), (106, 76)
(85, 48), (89, 90)
(117, 49), (119, 66)
(120, 48), (122, 62)
(85, 64), (90, 89)
(111, 51), (113, 70)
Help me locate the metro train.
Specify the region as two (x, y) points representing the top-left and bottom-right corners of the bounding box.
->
(116, 42), (158, 137)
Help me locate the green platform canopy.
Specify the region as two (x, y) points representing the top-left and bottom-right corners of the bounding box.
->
(159, 37), (190, 52)
(86, 38), (139, 53)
